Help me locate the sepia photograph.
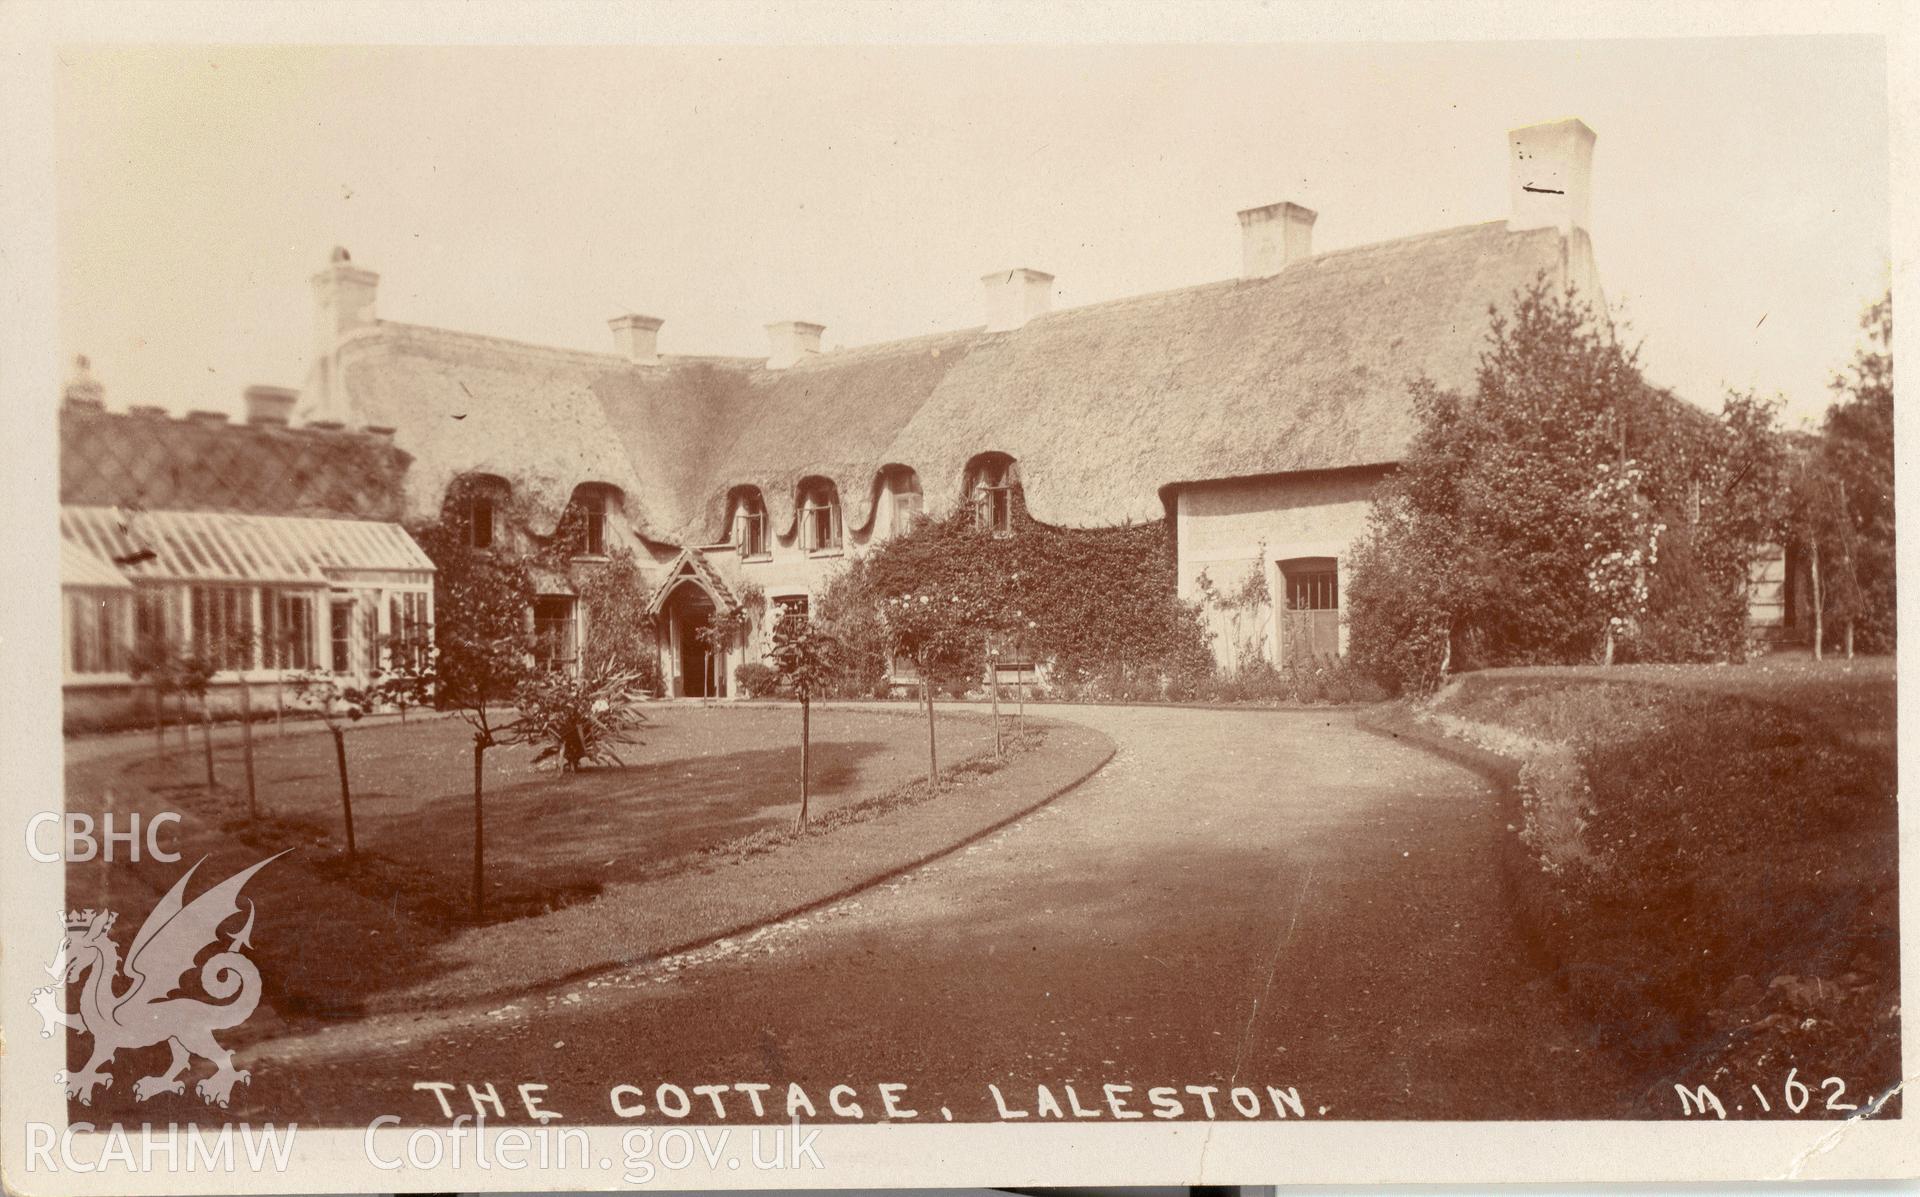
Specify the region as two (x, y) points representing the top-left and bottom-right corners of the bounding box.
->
(1, 3), (1912, 1192)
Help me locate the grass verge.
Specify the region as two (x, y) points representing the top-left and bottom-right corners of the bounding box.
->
(1410, 661), (1898, 1117)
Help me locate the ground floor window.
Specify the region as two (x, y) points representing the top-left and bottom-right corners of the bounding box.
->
(133, 587), (176, 657)
(772, 595), (809, 638)
(388, 590), (431, 670)
(190, 584), (257, 672)
(1278, 557), (1340, 664)
(261, 590), (317, 671)
(330, 597), (355, 674)
(66, 589), (131, 675)
(534, 596), (578, 672)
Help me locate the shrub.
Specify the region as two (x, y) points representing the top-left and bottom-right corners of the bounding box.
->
(812, 560), (894, 698)
(733, 661), (782, 698)
(512, 666), (650, 772)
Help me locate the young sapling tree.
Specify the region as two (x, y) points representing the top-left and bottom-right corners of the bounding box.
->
(768, 609), (838, 830)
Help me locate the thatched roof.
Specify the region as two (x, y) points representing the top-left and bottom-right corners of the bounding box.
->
(334, 220), (1581, 540)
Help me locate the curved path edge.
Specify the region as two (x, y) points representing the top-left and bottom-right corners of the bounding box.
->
(251, 718), (1117, 1061)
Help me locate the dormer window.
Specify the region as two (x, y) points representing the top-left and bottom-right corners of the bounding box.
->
(469, 494), (495, 550)
(452, 474), (510, 552)
(731, 488), (769, 559)
(880, 465), (924, 539)
(569, 486), (611, 557)
(582, 492), (606, 555)
(969, 454), (1018, 536)
(798, 480), (842, 554)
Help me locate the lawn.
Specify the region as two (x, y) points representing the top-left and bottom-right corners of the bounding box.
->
(61, 704), (1002, 1021)
(1429, 657), (1898, 1115)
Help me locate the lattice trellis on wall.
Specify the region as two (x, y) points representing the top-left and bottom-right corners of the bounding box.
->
(59, 407), (412, 522)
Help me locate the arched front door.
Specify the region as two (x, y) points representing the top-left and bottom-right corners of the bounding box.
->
(661, 583), (722, 698)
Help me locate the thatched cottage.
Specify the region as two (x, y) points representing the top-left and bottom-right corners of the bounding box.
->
(288, 118), (1606, 697)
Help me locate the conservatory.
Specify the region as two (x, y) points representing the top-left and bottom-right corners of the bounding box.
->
(59, 504), (435, 727)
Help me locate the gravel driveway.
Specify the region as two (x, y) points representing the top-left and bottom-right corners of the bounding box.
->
(240, 703), (1634, 1122)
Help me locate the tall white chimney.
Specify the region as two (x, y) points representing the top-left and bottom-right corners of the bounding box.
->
(301, 246), (379, 425)
(1237, 202), (1316, 278)
(765, 321), (825, 369)
(1508, 118), (1596, 234)
(608, 314), (665, 365)
(981, 267), (1053, 333)
(311, 245), (379, 348)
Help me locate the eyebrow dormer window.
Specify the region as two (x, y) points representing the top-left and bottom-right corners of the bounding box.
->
(577, 489), (607, 556)
(732, 488), (769, 559)
(798, 481), (842, 554)
(970, 455), (1017, 536)
(469, 494), (495, 550)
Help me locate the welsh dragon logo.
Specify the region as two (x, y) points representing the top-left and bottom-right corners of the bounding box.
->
(31, 852), (286, 1108)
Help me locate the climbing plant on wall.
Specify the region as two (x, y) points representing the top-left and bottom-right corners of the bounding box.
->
(410, 476), (663, 696)
(822, 503), (1212, 694)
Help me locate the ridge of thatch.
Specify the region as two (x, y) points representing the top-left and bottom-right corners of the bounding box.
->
(333, 219), (1578, 541)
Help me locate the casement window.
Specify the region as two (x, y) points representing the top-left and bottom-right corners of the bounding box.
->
(330, 597), (355, 674)
(261, 590), (317, 671)
(190, 585), (257, 672)
(733, 489), (769, 558)
(799, 483), (842, 553)
(533, 596), (578, 672)
(882, 466), (924, 537)
(577, 489), (608, 556)
(970, 456), (1017, 535)
(66, 590), (131, 675)
(469, 495), (495, 550)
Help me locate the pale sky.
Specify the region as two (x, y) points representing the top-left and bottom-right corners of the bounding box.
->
(56, 38), (1888, 428)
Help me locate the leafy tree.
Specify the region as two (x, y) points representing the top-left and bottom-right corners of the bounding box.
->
(767, 611), (839, 829)
(1347, 278), (1782, 690)
(1635, 390), (1789, 661)
(1818, 291), (1894, 654)
(128, 639), (185, 762)
(175, 652), (219, 791)
(414, 499), (535, 919)
(375, 634), (437, 722)
(437, 605), (531, 920)
(291, 670), (381, 857)
(879, 587), (991, 793)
